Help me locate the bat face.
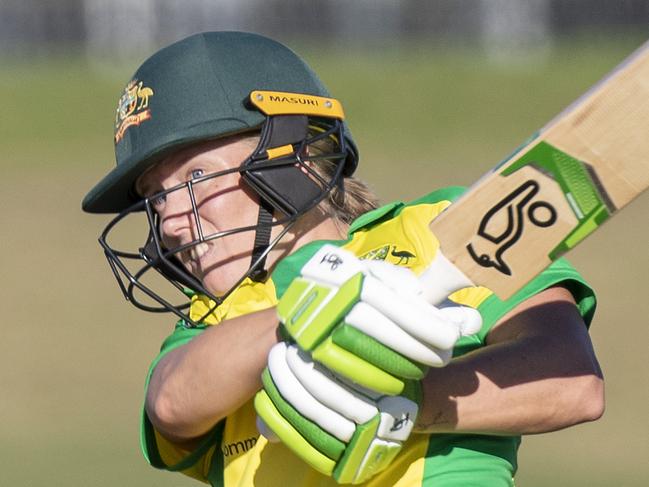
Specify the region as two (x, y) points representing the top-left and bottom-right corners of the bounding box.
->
(428, 37), (649, 299)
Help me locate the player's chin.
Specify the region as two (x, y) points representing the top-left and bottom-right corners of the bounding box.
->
(201, 263), (247, 298)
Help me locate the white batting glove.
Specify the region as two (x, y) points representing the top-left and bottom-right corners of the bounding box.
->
(277, 244), (481, 395)
(255, 342), (420, 484)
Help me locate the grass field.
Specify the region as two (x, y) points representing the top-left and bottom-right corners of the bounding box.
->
(2, 35), (648, 486)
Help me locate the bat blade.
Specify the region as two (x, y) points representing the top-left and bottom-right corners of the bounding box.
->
(430, 39), (649, 300)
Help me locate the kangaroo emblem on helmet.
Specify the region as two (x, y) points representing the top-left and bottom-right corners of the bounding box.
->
(136, 81), (154, 109)
(114, 79), (155, 143)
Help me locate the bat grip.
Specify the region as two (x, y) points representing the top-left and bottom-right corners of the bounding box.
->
(419, 252), (474, 305)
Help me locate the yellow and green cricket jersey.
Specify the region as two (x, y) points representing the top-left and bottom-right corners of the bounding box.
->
(140, 187), (596, 486)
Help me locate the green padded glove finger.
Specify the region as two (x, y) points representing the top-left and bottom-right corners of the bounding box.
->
(277, 273), (364, 351)
(261, 368), (345, 461)
(331, 325), (427, 380)
(312, 336), (405, 395)
(254, 390), (336, 476)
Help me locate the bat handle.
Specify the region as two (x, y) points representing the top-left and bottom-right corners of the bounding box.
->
(419, 252), (475, 305)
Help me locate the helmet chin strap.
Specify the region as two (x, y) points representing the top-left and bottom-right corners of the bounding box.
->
(249, 197), (275, 281)
(243, 115), (348, 283)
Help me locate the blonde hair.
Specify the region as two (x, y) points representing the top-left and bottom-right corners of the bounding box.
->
(313, 159), (379, 224)
(306, 127), (379, 224)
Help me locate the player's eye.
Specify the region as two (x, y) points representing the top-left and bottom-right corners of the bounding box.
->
(149, 193), (166, 210)
(190, 169), (205, 180)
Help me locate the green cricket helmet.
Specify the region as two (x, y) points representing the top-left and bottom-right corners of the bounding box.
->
(83, 30), (357, 213)
(83, 31), (358, 326)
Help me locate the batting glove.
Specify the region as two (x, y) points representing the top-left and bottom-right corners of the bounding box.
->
(277, 245), (482, 395)
(255, 342), (420, 484)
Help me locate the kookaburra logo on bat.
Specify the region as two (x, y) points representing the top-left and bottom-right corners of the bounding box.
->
(466, 180), (558, 276)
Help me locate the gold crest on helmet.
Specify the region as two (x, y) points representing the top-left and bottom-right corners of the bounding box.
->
(114, 80), (155, 143)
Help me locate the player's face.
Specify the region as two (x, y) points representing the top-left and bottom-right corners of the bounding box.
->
(136, 136), (262, 296)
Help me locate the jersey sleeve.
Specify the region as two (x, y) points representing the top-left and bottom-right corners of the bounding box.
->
(140, 321), (224, 483)
(450, 256), (596, 356)
(478, 258), (596, 329)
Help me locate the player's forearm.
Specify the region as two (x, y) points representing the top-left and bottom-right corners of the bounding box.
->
(146, 307), (279, 441)
(415, 287), (604, 435)
(415, 337), (604, 435)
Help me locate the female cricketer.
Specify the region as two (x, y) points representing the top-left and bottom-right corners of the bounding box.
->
(82, 31), (604, 486)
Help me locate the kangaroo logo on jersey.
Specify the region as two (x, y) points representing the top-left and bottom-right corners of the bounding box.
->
(390, 247), (415, 265)
(114, 80), (155, 143)
(466, 180), (557, 276)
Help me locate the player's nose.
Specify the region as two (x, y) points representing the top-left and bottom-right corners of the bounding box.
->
(158, 188), (199, 241)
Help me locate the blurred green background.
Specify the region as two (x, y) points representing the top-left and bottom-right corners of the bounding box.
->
(2, 23), (648, 487)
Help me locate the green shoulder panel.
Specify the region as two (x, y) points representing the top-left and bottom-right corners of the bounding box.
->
(140, 320), (211, 469)
(140, 320), (227, 484)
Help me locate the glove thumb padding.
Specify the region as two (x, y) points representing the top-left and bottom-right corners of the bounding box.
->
(437, 305), (483, 336)
(361, 260), (424, 297)
(356, 249), (483, 339)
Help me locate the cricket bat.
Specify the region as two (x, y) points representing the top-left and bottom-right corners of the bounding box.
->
(425, 39), (649, 300)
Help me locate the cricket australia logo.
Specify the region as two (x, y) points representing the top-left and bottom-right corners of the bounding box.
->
(359, 245), (390, 262)
(114, 79), (154, 143)
(466, 180), (557, 276)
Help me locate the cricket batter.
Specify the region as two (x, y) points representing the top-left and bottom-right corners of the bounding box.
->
(82, 31), (604, 486)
